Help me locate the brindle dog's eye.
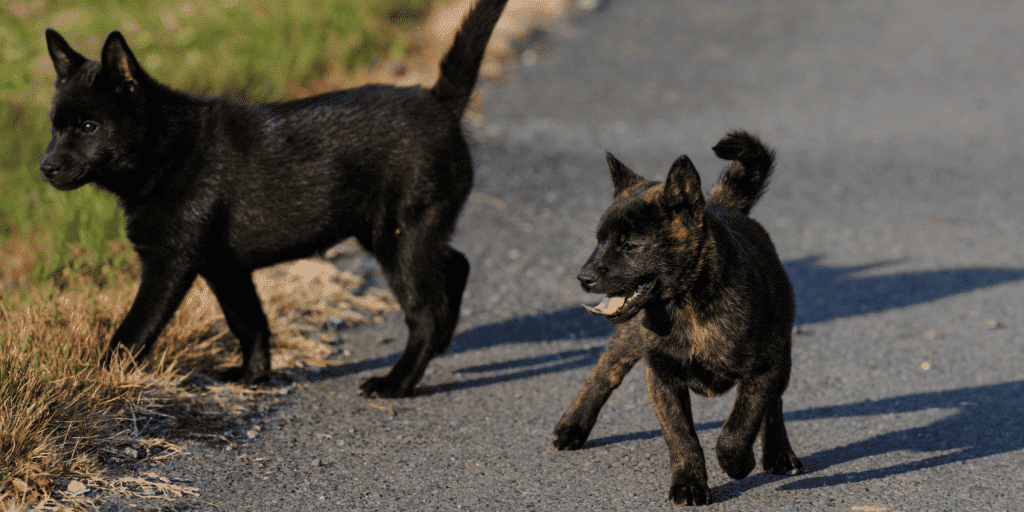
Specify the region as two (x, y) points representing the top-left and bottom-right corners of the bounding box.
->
(81, 121), (98, 133)
(617, 234), (639, 251)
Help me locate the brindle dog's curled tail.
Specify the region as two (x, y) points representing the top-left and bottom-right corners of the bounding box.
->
(707, 130), (776, 216)
(432, 0), (509, 118)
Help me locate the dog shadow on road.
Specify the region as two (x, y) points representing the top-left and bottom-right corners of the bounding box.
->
(417, 307), (612, 395)
(309, 305), (612, 390)
(775, 380), (1024, 489)
(785, 255), (1024, 326)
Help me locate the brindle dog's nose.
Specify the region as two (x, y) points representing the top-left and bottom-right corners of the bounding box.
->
(577, 271), (598, 291)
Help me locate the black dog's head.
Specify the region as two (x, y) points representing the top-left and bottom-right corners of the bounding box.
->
(578, 153), (710, 324)
(40, 29), (151, 191)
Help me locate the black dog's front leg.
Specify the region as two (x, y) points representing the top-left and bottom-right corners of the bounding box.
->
(645, 360), (711, 506)
(553, 328), (643, 450)
(103, 254), (198, 367)
(203, 268), (272, 385)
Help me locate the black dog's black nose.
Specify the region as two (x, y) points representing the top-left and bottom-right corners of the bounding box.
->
(577, 271), (598, 291)
(40, 160), (59, 179)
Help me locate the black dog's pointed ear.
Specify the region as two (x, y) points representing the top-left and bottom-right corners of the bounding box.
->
(606, 152), (646, 198)
(662, 155), (705, 216)
(45, 29), (87, 83)
(100, 31), (144, 93)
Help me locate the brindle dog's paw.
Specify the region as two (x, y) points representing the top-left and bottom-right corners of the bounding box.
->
(668, 477), (712, 506)
(359, 376), (412, 398)
(764, 452), (804, 476)
(552, 422), (589, 451)
(716, 440), (757, 480)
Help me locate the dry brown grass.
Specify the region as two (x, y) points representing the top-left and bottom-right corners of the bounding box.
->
(0, 245), (397, 508)
(0, 270), (199, 506)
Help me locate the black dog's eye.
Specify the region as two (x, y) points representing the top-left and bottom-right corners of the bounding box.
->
(81, 121), (98, 133)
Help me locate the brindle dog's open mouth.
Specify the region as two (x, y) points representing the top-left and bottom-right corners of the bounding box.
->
(583, 280), (655, 323)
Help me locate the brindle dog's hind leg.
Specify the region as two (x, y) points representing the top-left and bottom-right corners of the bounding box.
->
(714, 359), (796, 480)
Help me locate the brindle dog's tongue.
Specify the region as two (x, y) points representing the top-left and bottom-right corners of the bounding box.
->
(584, 295), (626, 317)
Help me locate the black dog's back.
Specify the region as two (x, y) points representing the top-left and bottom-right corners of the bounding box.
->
(193, 85), (469, 269)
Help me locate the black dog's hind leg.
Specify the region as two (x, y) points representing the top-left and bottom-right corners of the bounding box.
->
(203, 268), (272, 385)
(360, 233), (470, 398)
(645, 360), (712, 506)
(553, 329), (643, 450)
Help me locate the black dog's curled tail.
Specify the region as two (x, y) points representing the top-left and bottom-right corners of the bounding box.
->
(708, 130), (777, 216)
(432, 0), (509, 117)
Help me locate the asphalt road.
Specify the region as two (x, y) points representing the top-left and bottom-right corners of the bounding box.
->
(97, 1), (1024, 510)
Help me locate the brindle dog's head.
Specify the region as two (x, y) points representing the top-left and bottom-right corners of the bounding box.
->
(40, 30), (151, 192)
(578, 153), (711, 324)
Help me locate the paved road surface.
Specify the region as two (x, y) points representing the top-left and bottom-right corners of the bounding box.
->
(100, 1), (1024, 510)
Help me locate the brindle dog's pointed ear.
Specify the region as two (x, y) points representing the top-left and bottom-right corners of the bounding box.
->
(45, 29), (87, 84)
(662, 155), (705, 217)
(606, 152), (646, 198)
(100, 31), (144, 94)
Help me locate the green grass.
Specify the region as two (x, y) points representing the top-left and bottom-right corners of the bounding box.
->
(1, 0), (438, 287)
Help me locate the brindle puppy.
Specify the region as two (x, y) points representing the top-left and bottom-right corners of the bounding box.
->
(554, 131), (803, 505)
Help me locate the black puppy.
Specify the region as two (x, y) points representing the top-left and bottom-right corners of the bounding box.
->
(40, 0), (508, 397)
(553, 131), (803, 505)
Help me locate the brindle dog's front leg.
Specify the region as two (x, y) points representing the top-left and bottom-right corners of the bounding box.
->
(645, 358), (711, 506)
(553, 327), (643, 450)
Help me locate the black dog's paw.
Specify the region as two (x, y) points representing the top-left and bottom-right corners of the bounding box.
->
(764, 452), (803, 477)
(552, 422), (590, 451)
(668, 477), (712, 506)
(99, 348), (115, 370)
(216, 366), (271, 386)
(359, 376), (413, 398)
(100, 343), (145, 372)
